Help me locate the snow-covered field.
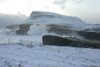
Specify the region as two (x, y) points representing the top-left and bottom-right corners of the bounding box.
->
(0, 34), (100, 67)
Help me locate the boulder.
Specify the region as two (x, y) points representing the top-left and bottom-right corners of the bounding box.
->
(42, 35), (100, 49)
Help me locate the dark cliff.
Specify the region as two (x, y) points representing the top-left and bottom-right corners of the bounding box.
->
(16, 24), (32, 35)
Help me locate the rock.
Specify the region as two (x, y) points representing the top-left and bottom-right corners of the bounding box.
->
(15, 24), (77, 36)
(42, 35), (85, 47)
(43, 35), (77, 46)
(16, 24), (32, 35)
(6, 24), (19, 30)
(42, 35), (100, 49)
(47, 24), (77, 36)
(77, 31), (100, 41)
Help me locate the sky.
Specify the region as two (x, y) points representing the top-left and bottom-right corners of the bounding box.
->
(0, 0), (100, 24)
(0, 13), (27, 29)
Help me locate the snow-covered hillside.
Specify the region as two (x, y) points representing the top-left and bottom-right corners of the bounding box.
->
(24, 11), (86, 25)
(2, 11), (99, 36)
(23, 11), (100, 34)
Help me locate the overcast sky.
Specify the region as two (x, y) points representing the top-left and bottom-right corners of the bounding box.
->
(0, 0), (100, 24)
(0, 13), (27, 29)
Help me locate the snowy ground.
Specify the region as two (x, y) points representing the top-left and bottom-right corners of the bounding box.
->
(0, 35), (100, 67)
(0, 29), (100, 67)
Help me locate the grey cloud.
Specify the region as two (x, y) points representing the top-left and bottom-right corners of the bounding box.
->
(53, 0), (84, 5)
(0, 0), (4, 2)
(61, 5), (65, 9)
(45, 6), (50, 9)
(0, 0), (7, 2)
(53, 0), (67, 9)
(53, 0), (84, 9)
(0, 13), (28, 29)
(53, 0), (67, 5)
(72, 0), (84, 4)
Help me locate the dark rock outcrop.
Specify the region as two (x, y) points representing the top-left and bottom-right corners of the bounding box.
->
(16, 24), (32, 35)
(78, 31), (100, 41)
(47, 24), (77, 36)
(15, 24), (76, 36)
(42, 35), (82, 46)
(42, 35), (100, 49)
(6, 24), (19, 30)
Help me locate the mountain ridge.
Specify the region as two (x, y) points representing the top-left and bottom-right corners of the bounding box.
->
(24, 11), (86, 25)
